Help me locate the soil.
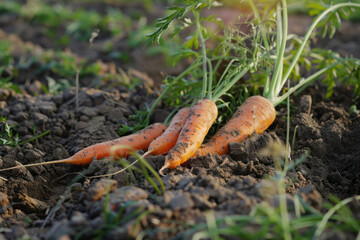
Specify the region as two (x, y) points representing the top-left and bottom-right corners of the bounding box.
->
(0, 2), (360, 240)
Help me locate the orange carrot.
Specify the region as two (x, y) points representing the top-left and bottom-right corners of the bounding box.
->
(194, 96), (275, 156)
(0, 123), (167, 172)
(145, 107), (190, 156)
(159, 99), (218, 174)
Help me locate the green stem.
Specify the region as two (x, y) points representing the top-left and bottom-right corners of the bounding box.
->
(144, 81), (172, 125)
(266, 2), (282, 99)
(212, 47), (232, 76)
(207, 59), (213, 100)
(313, 195), (360, 240)
(281, 81), (291, 240)
(278, 181), (291, 240)
(285, 81), (290, 161)
(19, 130), (50, 146)
(268, 0), (288, 101)
(279, 113), (292, 240)
(195, 10), (209, 100)
(212, 63), (253, 101)
(273, 61), (340, 106)
(215, 59), (238, 87)
(280, 2), (360, 95)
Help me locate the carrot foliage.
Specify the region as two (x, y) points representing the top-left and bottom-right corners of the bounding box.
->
(122, 0), (360, 135)
(257, 0), (360, 106)
(126, 1), (266, 134)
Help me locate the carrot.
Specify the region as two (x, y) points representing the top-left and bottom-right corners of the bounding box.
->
(0, 123), (167, 172)
(194, 96), (276, 156)
(159, 99), (218, 174)
(144, 107), (190, 156)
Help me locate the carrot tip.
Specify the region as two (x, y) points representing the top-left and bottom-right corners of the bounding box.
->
(159, 163), (170, 176)
(142, 151), (151, 158)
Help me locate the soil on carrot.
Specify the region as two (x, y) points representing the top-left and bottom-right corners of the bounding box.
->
(0, 1), (360, 239)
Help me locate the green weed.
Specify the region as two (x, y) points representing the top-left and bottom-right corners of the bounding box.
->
(186, 193), (360, 240)
(0, 117), (51, 147)
(0, 117), (19, 147)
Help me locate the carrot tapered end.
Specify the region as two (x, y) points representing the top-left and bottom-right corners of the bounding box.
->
(159, 162), (170, 176)
(142, 151), (151, 158)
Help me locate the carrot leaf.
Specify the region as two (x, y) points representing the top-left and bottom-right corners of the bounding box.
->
(146, 0), (216, 45)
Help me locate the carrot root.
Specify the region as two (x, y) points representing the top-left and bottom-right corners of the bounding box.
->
(159, 162), (170, 176)
(0, 158), (73, 172)
(0, 123), (167, 172)
(195, 96), (276, 157)
(147, 107), (190, 156)
(142, 151), (151, 158)
(163, 99), (218, 170)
